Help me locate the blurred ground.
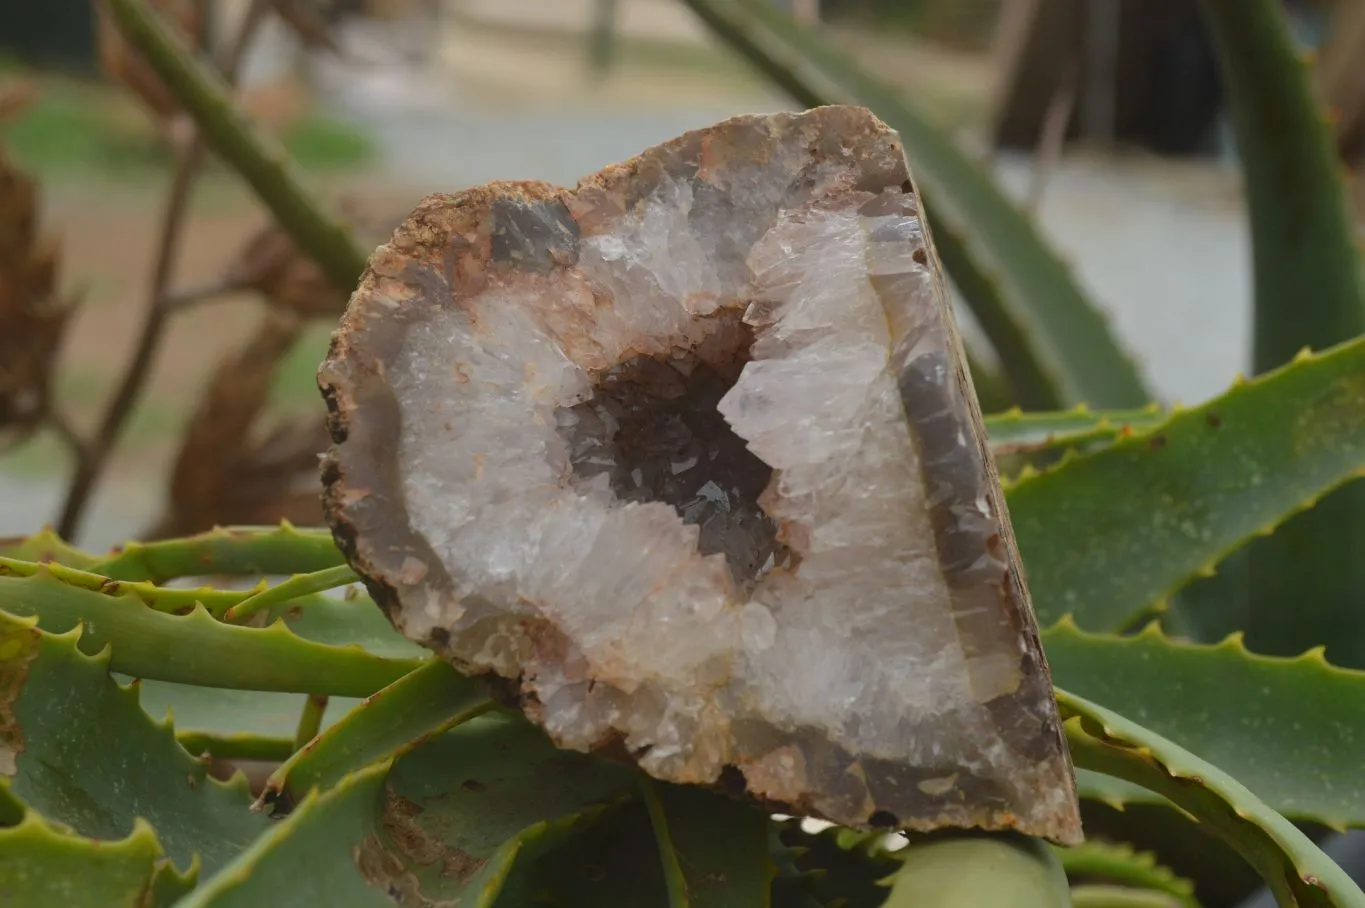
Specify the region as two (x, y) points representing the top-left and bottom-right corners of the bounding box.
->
(0, 2), (1255, 547)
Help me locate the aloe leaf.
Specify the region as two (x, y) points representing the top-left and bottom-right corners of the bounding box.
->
(177, 732), (295, 762)
(1009, 338), (1365, 630)
(641, 780), (774, 907)
(135, 680), (361, 760)
(1058, 840), (1197, 906)
(1058, 691), (1365, 907)
(259, 590), (423, 659)
(0, 555), (261, 618)
(0, 528), (101, 569)
(224, 564), (359, 623)
(0, 813), (196, 908)
(769, 823), (829, 908)
(964, 343), (1017, 415)
(1081, 800), (1262, 908)
(776, 821), (900, 908)
(188, 715), (639, 906)
(1201, 0), (1364, 371)
(1068, 887), (1187, 908)
(1201, 0), (1365, 667)
(1044, 620), (1365, 828)
(1245, 480), (1365, 666)
(0, 571), (425, 694)
(90, 524), (346, 583)
(1074, 771), (1166, 812)
(505, 800), (672, 907)
(0, 610), (268, 877)
(0, 778), (24, 825)
(376, 715), (638, 903)
(882, 833), (1070, 908)
(929, 210), (1063, 408)
(264, 659), (492, 804)
(293, 693), (328, 750)
(985, 405), (1165, 456)
(177, 760), (394, 908)
(680, 0), (1150, 408)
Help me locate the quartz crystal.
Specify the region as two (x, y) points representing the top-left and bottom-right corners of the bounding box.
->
(320, 106), (1083, 843)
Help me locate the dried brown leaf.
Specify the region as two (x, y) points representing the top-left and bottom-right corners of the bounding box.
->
(220, 223), (344, 318)
(148, 308), (329, 536)
(0, 147), (75, 449)
(221, 206), (402, 318)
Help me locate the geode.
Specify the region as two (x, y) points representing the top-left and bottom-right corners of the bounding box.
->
(319, 106), (1083, 844)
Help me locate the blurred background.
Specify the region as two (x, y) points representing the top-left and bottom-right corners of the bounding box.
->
(0, 0), (1358, 547)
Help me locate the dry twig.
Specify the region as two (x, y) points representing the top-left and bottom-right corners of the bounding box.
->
(57, 0), (272, 540)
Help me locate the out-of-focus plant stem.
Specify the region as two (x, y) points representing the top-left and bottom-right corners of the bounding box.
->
(56, 0), (270, 541)
(104, 0), (368, 287)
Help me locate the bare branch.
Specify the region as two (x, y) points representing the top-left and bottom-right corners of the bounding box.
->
(57, 0), (272, 541)
(104, 0), (369, 289)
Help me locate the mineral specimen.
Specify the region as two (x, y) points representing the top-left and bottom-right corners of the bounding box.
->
(320, 105), (1083, 844)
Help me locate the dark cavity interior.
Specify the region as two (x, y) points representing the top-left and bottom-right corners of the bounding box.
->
(555, 315), (791, 590)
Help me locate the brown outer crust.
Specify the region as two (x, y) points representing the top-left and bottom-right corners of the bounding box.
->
(319, 106), (1082, 845)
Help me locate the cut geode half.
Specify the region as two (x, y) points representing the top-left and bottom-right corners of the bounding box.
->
(319, 106), (1082, 844)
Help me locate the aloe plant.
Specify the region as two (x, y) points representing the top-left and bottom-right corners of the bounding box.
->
(4, 523), (1365, 907)
(4, 0), (1365, 905)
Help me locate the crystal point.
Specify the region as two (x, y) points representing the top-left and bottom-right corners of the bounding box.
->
(320, 106), (1083, 844)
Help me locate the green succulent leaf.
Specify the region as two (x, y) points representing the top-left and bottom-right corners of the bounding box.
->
(504, 800), (671, 907)
(680, 0), (1150, 408)
(0, 555), (261, 618)
(1073, 770), (1166, 812)
(177, 760), (395, 908)
(375, 714), (639, 904)
(1201, 0), (1365, 668)
(964, 343), (1017, 415)
(1045, 620), (1365, 828)
(769, 823), (830, 908)
(1080, 800), (1262, 908)
(0, 609), (268, 878)
(135, 680), (361, 762)
(264, 659), (493, 804)
(1068, 886), (1188, 908)
(984, 406), (1165, 457)
(1010, 337), (1365, 629)
(0, 813), (196, 908)
(1058, 839), (1197, 906)
(882, 833), (1071, 908)
(1200, 0), (1364, 373)
(89, 524), (346, 583)
(0, 528), (101, 570)
(225, 564), (360, 623)
(259, 590), (424, 660)
(1058, 690), (1365, 907)
(292, 694), (329, 750)
(188, 714), (639, 906)
(776, 821), (901, 908)
(928, 210), (1063, 409)
(0, 570), (425, 695)
(641, 779), (774, 908)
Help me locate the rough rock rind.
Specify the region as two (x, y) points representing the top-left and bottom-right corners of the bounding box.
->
(320, 106), (1082, 844)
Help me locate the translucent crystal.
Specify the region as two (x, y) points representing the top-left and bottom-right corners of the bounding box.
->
(320, 106), (1083, 843)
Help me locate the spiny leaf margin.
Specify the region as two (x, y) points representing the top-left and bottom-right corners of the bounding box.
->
(1058, 689), (1365, 907)
(1009, 338), (1365, 629)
